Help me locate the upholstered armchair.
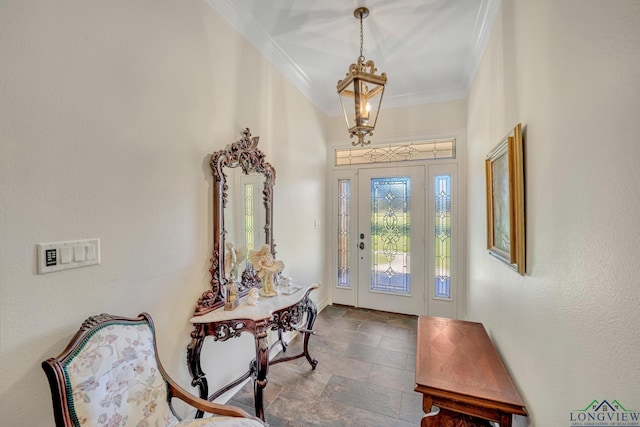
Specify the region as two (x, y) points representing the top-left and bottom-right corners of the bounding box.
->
(42, 312), (266, 427)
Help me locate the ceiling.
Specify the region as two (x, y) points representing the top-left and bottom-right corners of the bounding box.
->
(207, 0), (500, 117)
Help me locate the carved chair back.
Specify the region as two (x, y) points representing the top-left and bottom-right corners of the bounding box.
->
(42, 313), (266, 427)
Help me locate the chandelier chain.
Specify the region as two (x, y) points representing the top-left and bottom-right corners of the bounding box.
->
(359, 10), (365, 61)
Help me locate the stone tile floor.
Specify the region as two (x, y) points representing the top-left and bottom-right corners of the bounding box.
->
(228, 304), (423, 427)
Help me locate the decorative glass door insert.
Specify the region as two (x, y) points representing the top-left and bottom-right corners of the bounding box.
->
(434, 175), (451, 299)
(370, 177), (411, 295)
(357, 166), (425, 315)
(337, 179), (351, 288)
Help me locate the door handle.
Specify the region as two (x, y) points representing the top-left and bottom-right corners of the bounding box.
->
(359, 242), (365, 250)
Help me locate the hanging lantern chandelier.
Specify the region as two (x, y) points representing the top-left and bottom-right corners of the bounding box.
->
(337, 7), (387, 146)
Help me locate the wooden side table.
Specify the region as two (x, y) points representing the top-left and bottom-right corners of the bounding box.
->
(187, 284), (319, 421)
(415, 316), (527, 427)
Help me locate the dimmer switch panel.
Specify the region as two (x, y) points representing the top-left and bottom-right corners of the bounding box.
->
(37, 239), (100, 274)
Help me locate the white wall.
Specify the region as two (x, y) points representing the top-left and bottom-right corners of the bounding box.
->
(0, 0), (327, 425)
(325, 99), (467, 144)
(466, 1), (640, 425)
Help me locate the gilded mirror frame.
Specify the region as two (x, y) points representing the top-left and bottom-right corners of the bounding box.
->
(194, 128), (275, 315)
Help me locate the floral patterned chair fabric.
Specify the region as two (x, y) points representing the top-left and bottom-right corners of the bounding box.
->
(42, 313), (266, 427)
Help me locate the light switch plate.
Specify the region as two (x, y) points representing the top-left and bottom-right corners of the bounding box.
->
(59, 247), (72, 264)
(37, 238), (100, 274)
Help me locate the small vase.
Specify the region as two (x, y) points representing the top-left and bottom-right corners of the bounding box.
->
(224, 277), (239, 310)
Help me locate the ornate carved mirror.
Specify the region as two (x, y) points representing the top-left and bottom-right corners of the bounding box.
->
(194, 129), (275, 315)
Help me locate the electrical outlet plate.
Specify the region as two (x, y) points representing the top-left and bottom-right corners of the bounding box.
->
(37, 238), (100, 274)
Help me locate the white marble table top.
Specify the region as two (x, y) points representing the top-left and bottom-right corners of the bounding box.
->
(190, 283), (319, 324)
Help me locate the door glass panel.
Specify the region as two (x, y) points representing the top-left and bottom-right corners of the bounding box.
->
(337, 179), (351, 288)
(434, 175), (451, 298)
(370, 177), (411, 295)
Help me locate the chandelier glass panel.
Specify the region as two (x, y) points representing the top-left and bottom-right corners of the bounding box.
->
(337, 7), (387, 146)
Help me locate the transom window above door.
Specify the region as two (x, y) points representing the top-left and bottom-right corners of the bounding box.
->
(334, 138), (456, 166)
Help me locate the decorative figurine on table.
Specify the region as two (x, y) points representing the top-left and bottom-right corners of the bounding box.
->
(224, 242), (247, 311)
(248, 244), (284, 297)
(247, 287), (260, 305)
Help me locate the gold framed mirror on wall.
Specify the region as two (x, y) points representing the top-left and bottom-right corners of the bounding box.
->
(194, 128), (276, 315)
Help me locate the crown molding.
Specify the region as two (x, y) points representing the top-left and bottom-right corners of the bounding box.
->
(207, 0), (501, 117)
(462, 0), (501, 93)
(206, 0), (320, 108)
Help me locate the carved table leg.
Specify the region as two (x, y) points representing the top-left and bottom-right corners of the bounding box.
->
(253, 319), (270, 421)
(187, 325), (208, 418)
(277, 326), (287, 353)
(499, 412), (513, 427)
(269, 289), (319, 369)
(302, 297), (318, 369)
(422, 407), (495, 427)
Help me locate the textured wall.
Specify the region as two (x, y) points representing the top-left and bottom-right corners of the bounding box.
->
(466, 1), (640, 425)
(0, 0), (327, 424)
(325, 99), (468, 145)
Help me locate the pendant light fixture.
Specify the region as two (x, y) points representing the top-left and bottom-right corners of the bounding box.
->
(337, 7), (387, 146)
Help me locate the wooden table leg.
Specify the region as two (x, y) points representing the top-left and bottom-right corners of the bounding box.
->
(253, 320), (270, 421)
(422, 407), (495, 427)
(499, 412), (512, 427)
(421, 396), (438, 427)
(186, 325), (208, 418)
(269, 291), (319, 369)
(302, 297), (318, 369)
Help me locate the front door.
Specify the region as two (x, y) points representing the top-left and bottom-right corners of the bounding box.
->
(357, 166), (426, 315)
(333, 162), (458, 318)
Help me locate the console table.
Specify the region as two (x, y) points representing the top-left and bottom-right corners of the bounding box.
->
(415, 316), (527, 427)
(187, 284), (319, 421)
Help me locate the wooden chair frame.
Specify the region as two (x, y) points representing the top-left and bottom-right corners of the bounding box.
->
(42, 312), (266, 427)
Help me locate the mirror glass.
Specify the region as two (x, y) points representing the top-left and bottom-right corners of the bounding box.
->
(194, 129), (275, 315)
(225, 169), (267, 271)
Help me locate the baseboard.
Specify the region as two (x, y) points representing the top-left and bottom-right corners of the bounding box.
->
(316, 296), (330, 313)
